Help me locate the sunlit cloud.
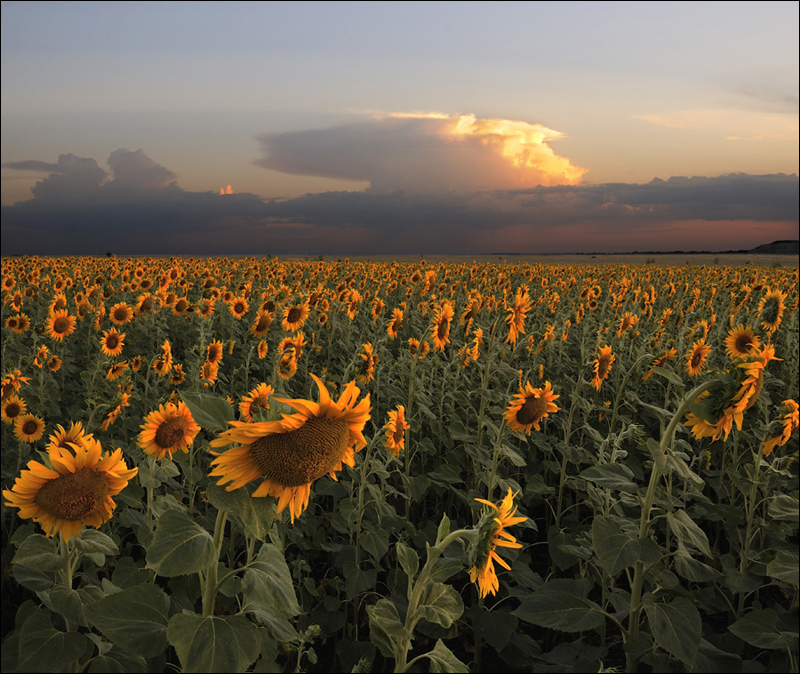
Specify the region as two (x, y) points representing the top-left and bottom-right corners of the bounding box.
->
(634, 110), (799, 142)
(256, 111), (588, 193)
(219, 184), (234, 195)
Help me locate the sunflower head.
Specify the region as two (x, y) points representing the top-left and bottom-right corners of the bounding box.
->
(504, 381), (560, 435)
(2, 438), (138, 541)
(210, 374), (371, 523)
(138, 401), (201, 461)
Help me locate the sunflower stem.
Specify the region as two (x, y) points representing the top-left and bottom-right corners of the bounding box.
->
(201, 509), (228, 617)
(59, 534), (78, 632)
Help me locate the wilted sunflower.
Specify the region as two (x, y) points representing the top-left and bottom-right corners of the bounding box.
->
(46, 309), (77, 342)
(2, 438), (138, 542)
(239, 383), (275, 422)
(504, 381), (560, 435)
(686, 340), (711, 378)
(100, 328), (125, 358)
(138, 401), (201, 461)
(591, 345), (615, 391)
(13, 413), (46, 443)
(469, 488), (527, 599)
(1, 395), (26, 426)
(725, 324), (760, 360)
(210, 374), (371, 523)
(757, 288), (787, 334)
(383, 405), (409, 457)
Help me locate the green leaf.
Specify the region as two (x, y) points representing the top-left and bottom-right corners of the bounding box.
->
(180, 391), (235, 432)
(651, 366), (684, 387)
(436, 514), (451, 544)
(667, 510), (712, 557)
(643, 595), (701, 667)
(429, 556), (464, 582)
(87, 648), (149, 673)
(475, 607), (518, 651)
(396, 541), (419, 579)
(361, 531), (389, 563)
(766, 549), (799, 586)
(591, 516), (641, 575)
(426, 639), (469, 673)
(580, 464), (638, 493)
(12, 534), (64, 572)
(206, 483), (277, 541)
(16, 609), (88, 673)
(84, 584), (171, 658)
(167, 613), (260, 673)
(768, 493), (799, 522)
(242, 544), (301, 619)
(645, 438), (667, 474)
(728, 608), (798, 650)
(512, 578), (606, 632)
(146, 509), (216, 577)
(673, 545), (723, 582)
(367, 598), (408, 660)
(417, 582), (464, 628)
(40, 583), (86, 627)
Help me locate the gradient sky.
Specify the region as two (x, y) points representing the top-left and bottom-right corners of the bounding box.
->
(1, 1), (798, 255)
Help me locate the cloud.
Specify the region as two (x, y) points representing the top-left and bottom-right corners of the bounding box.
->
(256, 112), (588, 193)
(1, 149), (796, 255)
(634, 109), (799, 142)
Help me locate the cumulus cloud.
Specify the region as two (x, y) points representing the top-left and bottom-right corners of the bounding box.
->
(1, 148), (796, 256)
(256, 112), (588, 193)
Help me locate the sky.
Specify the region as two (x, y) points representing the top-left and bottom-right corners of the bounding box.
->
(1, 0), (798, 256)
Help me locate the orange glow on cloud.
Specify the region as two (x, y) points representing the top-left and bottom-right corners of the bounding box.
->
(218, 184), (233, 195)
(376, 112), (588, 187)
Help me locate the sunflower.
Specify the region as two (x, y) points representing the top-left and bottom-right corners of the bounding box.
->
(250, 310), (273, 337)
(45, 309), (77, 342)
(106, 361), (128, 381)
(504, 381), (560, 435)
(239, 383), (275, 422)
(277, 351), (298, 380)
(46, 356), (62, 372)
(2, 395), (26, 426)
(643, 347), (678, 381)
(2, 438), (138, 542)
(170, 363), (186, 386)
(257, 340), (269, 359)
(762, 400), (799, 457)
(210, 374), (371, 523)
(13, 413), (46, 443)
(431, 301), (454, 351)
(281, 301), (309, 332)
(591, 345), (615, 391)
(200, 360), (220, 386)
(505, 288), (532, 345)
(386, 308), (403, 339)
(757, 288), (787, 334)
(206, 340), (224, 365)
(686, 340), (711, 378)
(153, 340), (172, 376)
(383, 405), (409, 457)
(725, 324), (760, 360)
(47, 421), (94, 453)
(100, 328), (125, 358)
(138, 401), (201, 461)
(7, 313), (31, 334)
(229, 297), (249, 319)
(469, 488), (527, 599)
(1, 369), (31, 402)
(357, 343), (378, 383)
(108, 302), (133, 326)
(616, 311), (639, 338)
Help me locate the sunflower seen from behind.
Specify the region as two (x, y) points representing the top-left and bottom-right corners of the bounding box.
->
(2, 437), (138, 542)
(210, 374), (371, 523)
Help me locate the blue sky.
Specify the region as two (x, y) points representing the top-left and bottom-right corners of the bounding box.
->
(1, 1), (797, 254)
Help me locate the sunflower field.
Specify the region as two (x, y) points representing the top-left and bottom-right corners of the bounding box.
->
(1, 255), (798, 673)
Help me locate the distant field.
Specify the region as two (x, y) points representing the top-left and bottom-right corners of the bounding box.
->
(317, 252), (799, 267)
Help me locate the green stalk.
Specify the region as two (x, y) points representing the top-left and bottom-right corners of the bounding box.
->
(201, 509), (228, 617)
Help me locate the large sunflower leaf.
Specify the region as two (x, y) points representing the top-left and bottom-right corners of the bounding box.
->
(145, 509), (216, 577)
(83, 583), (171, 658)
(180, 391), (235, 432)
(417, 581), (464, 628)
(16, 608), (89, 673)
(166, 613), (260, 673)
(367, 598), (408, 660)
(426, 639), (470, 673)
(642, 594), (701, 666)
(242, 543), (301, 618)
(728, 608), (799, 650)
(512, 578), (606, 632)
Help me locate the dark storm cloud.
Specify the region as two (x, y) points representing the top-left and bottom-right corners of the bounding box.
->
(1, 148), (797, 255)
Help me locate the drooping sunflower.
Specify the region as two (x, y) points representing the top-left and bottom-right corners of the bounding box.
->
(46, 356), (62, 372)
(386, 308), (403, 339)
(257, 340), (269, 359)
(469, 488), (528, 599)
(356, 343), (379, 383)
(591, 345), (615, 391)
(250, 310), (273, 338)
(383, 405), (409, 457)
(616, 311), (639, 338)
(686, 340), (711, 378)
(505, 288), (532, 345)
(153, 340), (172, 376)
(725, 324), (760, 360)
(138, 401), (201, 461)
(281, 301), (310, 332)
(239, 383), (275, 422)
(45, 309), (77, 342)
(100, 328), (125, 358)
(109, 301), (133, 326)
(761, 400), (799, 457)
(13, 413), (46, 443)
(431, 301), (454, 351)
(757, 288), (787, 334)
(209, 374), (371, 523)
(2, 438), (138, 541)
(1, 395), (26, 426)
(504, 381), (560, 435)
(106, 361), (128, 381)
